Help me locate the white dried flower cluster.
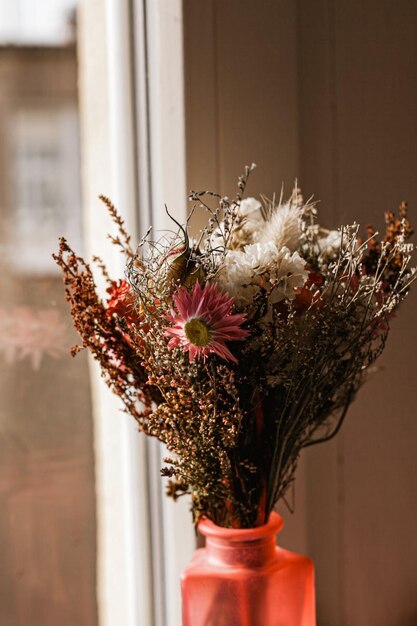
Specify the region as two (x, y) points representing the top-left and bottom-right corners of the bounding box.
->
(217, 242), (308, 307)
(210, 193), (308, 309)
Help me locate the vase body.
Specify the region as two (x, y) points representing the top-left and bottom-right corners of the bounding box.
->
(181, 513), (315, 626)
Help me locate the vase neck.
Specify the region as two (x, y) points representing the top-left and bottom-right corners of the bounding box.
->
(199, 512), (283, 568)
(205, 535), (276, 567)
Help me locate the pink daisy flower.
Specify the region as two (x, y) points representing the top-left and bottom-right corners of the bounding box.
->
(165, 282), (249, 363)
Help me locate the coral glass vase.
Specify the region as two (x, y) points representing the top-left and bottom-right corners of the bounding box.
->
(181, 513), (315, 626)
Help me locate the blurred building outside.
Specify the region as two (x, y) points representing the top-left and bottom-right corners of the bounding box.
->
(0, 2), (98, 625)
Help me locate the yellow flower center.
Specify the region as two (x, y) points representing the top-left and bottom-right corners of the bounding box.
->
(184, 318), (211, 347)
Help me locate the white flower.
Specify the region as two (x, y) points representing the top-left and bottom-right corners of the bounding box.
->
(223, 241), (281, 286)
(216, 242), (277, 306)
(239, 197), (262, 218)
(233, 197), (265, 246)
(258, 202), (302, 252)
(216, 242), (308, 308)
(318, 230), (342, 257)
(237, 241), (280, 272)
(269, 248), (309, 303)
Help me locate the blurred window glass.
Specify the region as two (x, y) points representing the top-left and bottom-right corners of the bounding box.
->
(9, 106), (82, 274)
(0, 0), (76, 45)
(0, 6), (98, 626)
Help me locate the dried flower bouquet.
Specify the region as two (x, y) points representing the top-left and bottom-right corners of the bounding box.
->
(54, 165), (416, 529)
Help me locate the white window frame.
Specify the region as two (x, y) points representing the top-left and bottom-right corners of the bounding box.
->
(78, 1), (195, 626)
(132, 1), (196, 625)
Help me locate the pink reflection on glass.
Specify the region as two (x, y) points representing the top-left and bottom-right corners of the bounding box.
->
(0, 307), (68, 370)
(182, 512), (316, 626)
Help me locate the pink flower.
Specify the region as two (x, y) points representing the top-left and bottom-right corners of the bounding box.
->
(165, 282), (249, 363)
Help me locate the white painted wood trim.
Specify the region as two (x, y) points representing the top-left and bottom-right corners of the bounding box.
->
(145, 0), (188, 230)
(78, 1), (153, 625)
(143, 2), (196, 626)
(80, 1), (195, 624)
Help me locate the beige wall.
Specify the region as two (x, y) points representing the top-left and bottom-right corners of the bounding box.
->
(184, 0), (299, 231)
(184, 2), (417, 624)
(299, 3), (417, 625)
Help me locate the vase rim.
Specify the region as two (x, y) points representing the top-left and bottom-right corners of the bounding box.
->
(198, 511), (284, 541)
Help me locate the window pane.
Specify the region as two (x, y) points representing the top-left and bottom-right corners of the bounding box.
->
(0, 19), (98, 626)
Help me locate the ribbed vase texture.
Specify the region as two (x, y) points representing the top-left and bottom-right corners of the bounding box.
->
(181, 513), (316, 626)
